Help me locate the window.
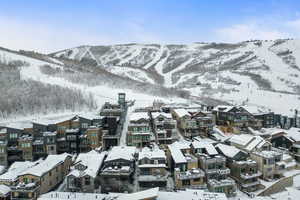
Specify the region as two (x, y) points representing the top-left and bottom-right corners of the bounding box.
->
(85, 177), (90, 185)
(182, 180), (190, 186)
(194, 178), (201, 182)
(10, 133), (18, 139)
(82, 123), (88, 129)
(49, 171), (52, 176)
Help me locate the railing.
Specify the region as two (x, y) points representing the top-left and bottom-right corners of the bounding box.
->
(240, 171), (262, 179)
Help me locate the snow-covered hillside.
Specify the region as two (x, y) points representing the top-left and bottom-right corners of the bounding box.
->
(52, 39), (300, 116)
(0, 47), (189, 122)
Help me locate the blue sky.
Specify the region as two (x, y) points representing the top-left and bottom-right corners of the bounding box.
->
(1, 0), (300, 53)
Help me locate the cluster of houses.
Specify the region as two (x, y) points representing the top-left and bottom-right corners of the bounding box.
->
(0, 94), (300, 199)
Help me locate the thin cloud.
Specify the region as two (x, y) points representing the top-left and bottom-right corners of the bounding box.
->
(215, 23), (290, 43)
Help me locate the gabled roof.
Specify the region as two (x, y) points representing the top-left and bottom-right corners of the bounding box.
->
(0, 185), (10, 196)
(138, 147), (166, 160)
(151, 112), (172, 119)
(129, 112), (149, 121)
(229, 134), (269, 152)
(215, 143), (242, 158)
(21, 153), (71, 177)
(229, 134), (253, 146)
(286, 128), (300, 142)
(70, 150), (106, 178)
(0, 160), (40, 182)
(173, 109), (190, 118)
(105, 146), (136, 162)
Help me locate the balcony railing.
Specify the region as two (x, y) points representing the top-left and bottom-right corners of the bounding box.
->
(240, 172), (262, 179)
(205, 168), (230, 175)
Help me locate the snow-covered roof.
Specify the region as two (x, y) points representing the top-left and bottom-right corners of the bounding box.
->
(242, 105), (270, 114)
(0, 128), (7, 134)
(105, 146), (136, 162)
(129, 112), (150, 121)
(212, 105), (234, 113)
(173, 108), (190, 118)
(191, 141), (218, 155)
(21, 153), (71, 177)
(229, 134), (253, 146)
(43, 131), (57, 137)
(254, 150), (282, 159)
(138, 147), (166, 160)
(158, 189), (227, 200)
(215, 143), (241, 158)
(151, 112), (172, 119)
(260, 127), (287, 136)
(0, 121), (32, 130)
(286, 127), (300, 142)
(38, 187), (159, 200)
(168, 141), (191, 164)
(70, 150), (106, 178)
(245, 136), (265, 151)
(38, 187), (227, 200)
(0, 184), (10, 196)
(0, 160), (40, 182)
(229, 134), (269, 152)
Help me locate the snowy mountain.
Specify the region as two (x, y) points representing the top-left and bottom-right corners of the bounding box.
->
(52, 39), (300, 116)
(0, 47), (192, 122)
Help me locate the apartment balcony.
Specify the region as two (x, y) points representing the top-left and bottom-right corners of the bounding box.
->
(208, 177), (236, 188)
(101, 166), (133, 177)
(176, 168), (205, 180)
(241, 180), (261, 188)
(205, 168), (230, 175)
(240, 171), (262, 180)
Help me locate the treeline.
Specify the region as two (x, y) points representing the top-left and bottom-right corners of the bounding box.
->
(0, 62), (97, 119)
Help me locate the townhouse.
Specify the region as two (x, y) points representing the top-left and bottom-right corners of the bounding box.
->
(191, 141), (237, 197)
(66, 150), (105, 192)
(168, 141), (206, 190)
(10, 153), (72, 200)
(172, 109), (198, 138)
(100, 146), (136, 193)
(127, 112), (154, 148)
(138, 146), (168, 188)
(212, 106), (262, 133)
(150, 112), (177, 145)
(216, 143), (261, 192)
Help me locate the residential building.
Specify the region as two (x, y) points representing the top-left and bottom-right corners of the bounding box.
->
(100, 96), (127, 150)
(66, 150), (105, 192)
(250, 150), (283, 180)
(127, 112), (154, 148)
(85, 126), (103, 150)
(192, 141), (237, 197)
(100, 146), (136, 193)
(10, 153), (72, 200)
(228, 134), (271, 153)
(216, 143), (261, 192)
(138, 146), (168, 188)
(168, 141), (206, 190)
(212, 106), (262, 132)
(172, 109), (199, 138)
(150, 112), (177, 145)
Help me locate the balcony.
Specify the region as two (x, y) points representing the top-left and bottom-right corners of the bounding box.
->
(241, 180), (260, 188)
(176, 168), (205, 180)
(101, 166), (133, 177)
(205, 168), (230, 175)
(208, 177), (236, 187)
(240, 172), (262, 179)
